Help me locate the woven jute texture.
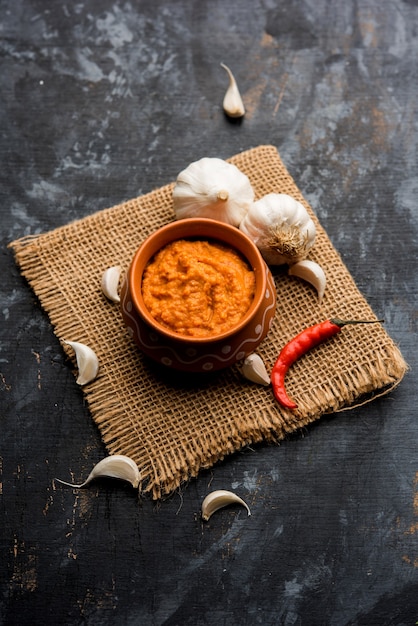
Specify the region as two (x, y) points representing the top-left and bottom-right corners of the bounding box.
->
(10, 145), (407, 498)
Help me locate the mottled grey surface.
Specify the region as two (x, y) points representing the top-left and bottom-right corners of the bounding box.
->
(1, 1), (417, 625)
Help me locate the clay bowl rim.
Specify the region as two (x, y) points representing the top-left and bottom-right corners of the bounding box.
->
(128, 217), (268, 345)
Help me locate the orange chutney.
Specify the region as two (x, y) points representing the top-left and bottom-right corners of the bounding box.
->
(141, 239), (256, 338)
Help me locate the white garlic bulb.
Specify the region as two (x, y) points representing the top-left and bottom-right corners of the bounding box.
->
(239, 193), (316, 265)
(172, 157), (254, 227)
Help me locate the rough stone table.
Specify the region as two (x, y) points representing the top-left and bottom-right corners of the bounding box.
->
(1, 1), (417, 624)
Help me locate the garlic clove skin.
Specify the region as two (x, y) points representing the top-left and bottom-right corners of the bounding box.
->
(173, 157), (254, 227)
(288, 259), (326, 303)
(101, 266), (121, 303)
(63, 340), (99, 385)
(201, 490), (251, 521)
(239, 353), (270, 386)
(239, 193), (317, 265)
(55, 454), (141, 489)
(220, 63), (245, 118)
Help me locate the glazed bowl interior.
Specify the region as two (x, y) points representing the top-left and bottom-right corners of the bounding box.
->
(128, 218), (268, 344)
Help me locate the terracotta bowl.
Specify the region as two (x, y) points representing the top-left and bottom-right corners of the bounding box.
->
(120, 218), (276, 372)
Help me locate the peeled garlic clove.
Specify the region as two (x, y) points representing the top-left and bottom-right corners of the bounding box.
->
(288, 259), (326, 303)
(220, 63), (245, 118)
(201, 490), (251, 521)
(55, 454), (141, 489)
(101, 266), (121, 303)
(239, 353), (270, 386)
(63, 340), (99, 385)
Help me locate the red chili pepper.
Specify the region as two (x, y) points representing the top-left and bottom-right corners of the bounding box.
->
(271, 318), (384, 410)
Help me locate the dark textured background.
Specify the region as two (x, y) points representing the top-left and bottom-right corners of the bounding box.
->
(1, 1), (417, 624)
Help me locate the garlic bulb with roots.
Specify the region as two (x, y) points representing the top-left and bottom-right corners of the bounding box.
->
(239, 193), (317, 265)
(172, 157), (255, 226)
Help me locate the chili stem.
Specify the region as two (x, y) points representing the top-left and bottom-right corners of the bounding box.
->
(331, 318), (384, 327)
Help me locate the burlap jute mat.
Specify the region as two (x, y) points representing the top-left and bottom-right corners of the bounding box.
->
(9, 145), (407, 498)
